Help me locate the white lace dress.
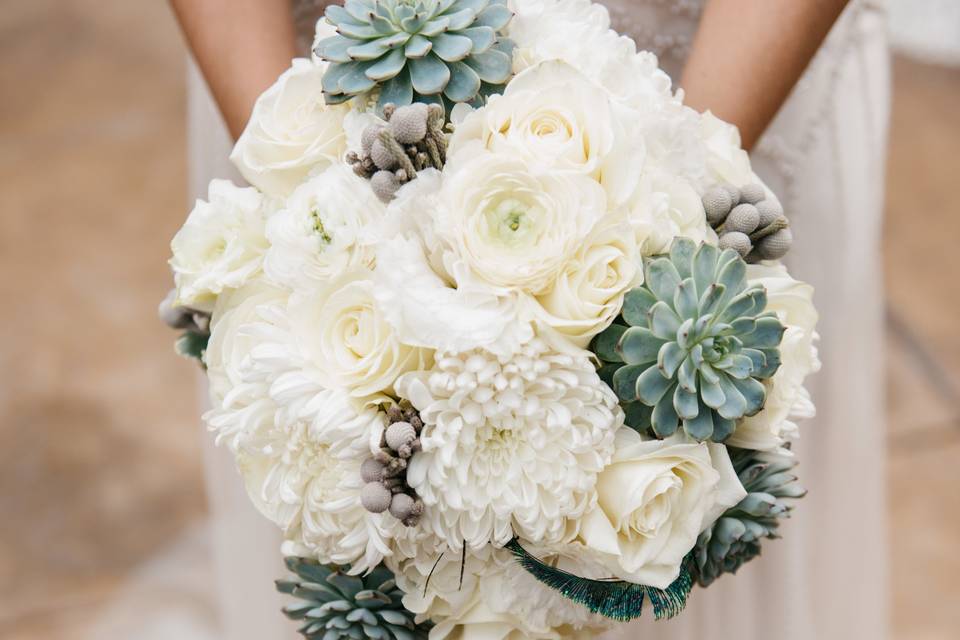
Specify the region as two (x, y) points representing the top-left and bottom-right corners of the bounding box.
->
(187, 2), (890, 638)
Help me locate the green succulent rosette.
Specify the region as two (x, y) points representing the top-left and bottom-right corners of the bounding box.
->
(315, 0), (515, 110)
(690, 448), (806, 586)
(277, 557), (430, 639)
(593, 238), (785, 442)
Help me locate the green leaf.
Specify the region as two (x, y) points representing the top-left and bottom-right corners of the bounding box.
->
(622, 287), (658, 327)
(475, 4), (513, 30)
(651, 388), (680, 437)
(619, 326), (665, 365)
(645, 258), (682, 303)
(377, 68), (414, 109)
(464, 47), (512, 83)
(673, 385), (699, 420)
(612, 364), (647, 402)
(592, 324), (626, 363)
(409, 54), (451, 94)
(649, 302), (682, 340)
(683, 398), (715, 440)
(636, 366), (673, 406)
(457, 25), (496, 53)
(732, 376), (767, 416)
(404, 34), (433, 58)
(443, 60), (482, 102)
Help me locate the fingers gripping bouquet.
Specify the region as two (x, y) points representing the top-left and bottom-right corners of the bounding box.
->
(162, 1), (819, 637)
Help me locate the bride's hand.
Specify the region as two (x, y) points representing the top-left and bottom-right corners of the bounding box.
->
(681, 0), (851, 150)
(169, 0), (298, 139)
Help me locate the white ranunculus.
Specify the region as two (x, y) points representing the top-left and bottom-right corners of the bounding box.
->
(727, 264), (821, 450)
(627, 170), (710, 256)
(451, 61), (643, 206)
(700, 111), (754, 187)
(204, 281), (287, 407)
(287, 270), (431, 400)
(230, 58), (350, 197)
(508, 0), (673, 110)
(437, 146), (607, 295)
(535, 222), (641, 346)
(170, 179), (269, 312)
(579, 429), (746, 589)
(264, 164), (383, 291)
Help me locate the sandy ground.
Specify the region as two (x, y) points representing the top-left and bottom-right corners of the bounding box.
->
(0, 1), (958, 638)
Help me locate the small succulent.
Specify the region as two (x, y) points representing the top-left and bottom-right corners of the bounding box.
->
(593, 238), (785, 442)
(315, 0), (515, 111)
(347, 102), (447, 202)
(702, 182), (793, 262)
(690, 448), (806, 586)
(277, 556), (431, 639)
(360, 401), (425, 526)
(158, 288), (210, 364)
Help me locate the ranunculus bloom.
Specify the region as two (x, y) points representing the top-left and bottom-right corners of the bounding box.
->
(579, 429), (746, 589)
(264, 164), (383, 291)
(437, 146), (606, 295)
(230, 58), (349, 197)
(170, 179), (269, 311)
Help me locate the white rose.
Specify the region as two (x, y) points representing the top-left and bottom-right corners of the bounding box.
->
(700, 111), (753, 187)
(579, 429), (746, 589)
(727, 264), (821, 450)
(451, 61), (643, 206)
(535, 222), (641, 347)
(627, 170), (710, 256)
(205, 281), (288, 406)
(508, 0), (673, 109)
(264, 164), (384, 291)
(437, 146), (606, 295)
(170, 179), (269, 311)
(288, 270), (431, 400)
(230, 58), (349, 197)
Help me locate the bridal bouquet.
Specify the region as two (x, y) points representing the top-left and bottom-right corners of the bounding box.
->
(162, 1), (819, 637)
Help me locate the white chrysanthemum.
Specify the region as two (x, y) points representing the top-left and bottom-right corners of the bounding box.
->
(264, 164), (383, 291)
(204, 294), (397, 574)
(387, 537), (611, 639)
(534, 221), (642, 347)
(450, 60), (644, 206)
(170, 180), (269, 311)
(395, 338), (622, 551)
(230, 58), (350, 197)
(287, 269), (433, 400)
(508, 0), (673, 109)
(236, 409), (393, 574)
(728, 264), (821, 450)
(436, 145), (607, 295)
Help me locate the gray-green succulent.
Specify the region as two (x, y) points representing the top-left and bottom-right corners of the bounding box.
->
(593, 238), (785, 442)
(315, 0), (515, 110)
(690, 448), (806, 586)
(277, 557), (430, 640)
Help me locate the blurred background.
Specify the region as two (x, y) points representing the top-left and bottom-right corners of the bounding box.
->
(1, 1), (958, 639)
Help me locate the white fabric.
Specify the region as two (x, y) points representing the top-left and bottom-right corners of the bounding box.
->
(187, 1), (890, 638)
